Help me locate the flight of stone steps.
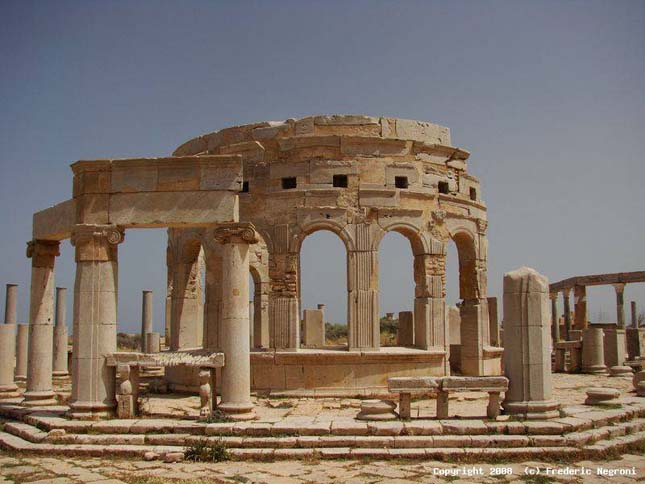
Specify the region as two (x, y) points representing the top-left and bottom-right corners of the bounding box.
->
(1, 399), (644, 461)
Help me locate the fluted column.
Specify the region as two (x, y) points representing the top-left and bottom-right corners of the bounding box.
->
(140, 290), (153, 352)
(549, 292), (560, 344)
(68, 225), (124, 419)
(52, 287), (69, 378)
(22, 240), (60, 406)
(562, 288), (571, 341)
(0, 284), (19, 398)
(213, 222), (258, 420)
(614, 283), (626, 329)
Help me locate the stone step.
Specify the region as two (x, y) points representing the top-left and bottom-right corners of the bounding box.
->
(1, 428), (644, 461)
(4, 417), (644, 450)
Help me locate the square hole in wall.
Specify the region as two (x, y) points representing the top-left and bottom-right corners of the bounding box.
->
(241, 181), (249, 193)
(395, 176), (409, 189)
(438, 181), (449, 194)
(333, 174), (348, 188)
(282, 177), (297, 189)
(469, 187), (477, 201)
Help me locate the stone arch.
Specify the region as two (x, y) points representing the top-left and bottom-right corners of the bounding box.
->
(291, 219), (355, 254)
(372, 221), (428, 256)
(449, 229), (478, 301)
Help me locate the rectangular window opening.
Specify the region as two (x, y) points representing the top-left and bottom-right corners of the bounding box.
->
(241, 181), (249, 193)
(395, 176), (409, 189)
(469, 187), (477, 201)
(333, 174), (348, 188)
(438, 181), (449, 194)
(282, 177), (297, 189)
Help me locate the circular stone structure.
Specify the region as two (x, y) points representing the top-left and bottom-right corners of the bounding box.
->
(167, 115), (500, 395)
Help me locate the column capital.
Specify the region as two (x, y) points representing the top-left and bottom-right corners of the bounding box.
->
(71, 224), (124, 262)
(26, 239), (60, 267)
(549, 292), (559, 301)
(562, 287), (572, 297)
(213, 222), (259, 245)
(613, 283), (626, 294)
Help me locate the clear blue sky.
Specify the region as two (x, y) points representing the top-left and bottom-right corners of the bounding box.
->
(1, 0), (643, 332)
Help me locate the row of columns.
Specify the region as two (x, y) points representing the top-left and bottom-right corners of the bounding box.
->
(1, 222), (258, 421)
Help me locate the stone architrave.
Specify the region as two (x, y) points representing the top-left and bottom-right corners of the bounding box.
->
(213, 222), (259, 420)
(15, 324), (29, 381)
(581, 327), (608, 375)
(140, 290), (153, 352)
(397, 311), (414, 346)
(302, 309), (325, 347)
(23, 240), (60, 406)
(68, 225), (124, 419)
(502, 267), (559, 419)
(52, 287), (69, 378)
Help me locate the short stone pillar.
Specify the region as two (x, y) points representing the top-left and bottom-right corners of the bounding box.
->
(140, 290), (153, 352)
(15, 324), (29, 381)
(626, 327), (645, 360)
(581, 327), (608, 375)
(68, 225), (123, 419)
(302, 309), (325, 347)
(603, 327), (627, 368)
(52, 287), (69, 378)
(1, 284), (19, 398)
(146, 332), (161, 353)
(397, 311), (414, 346)
(502, 267), (559, 419)
(23, 240), (60, 407)
(115, 364), (139, 419)
(487, 297), (500, 346)
(213, 223), (258, 421)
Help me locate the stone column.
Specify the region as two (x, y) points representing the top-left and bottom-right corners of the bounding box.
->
(146, 332), (161, 353)
(52, 287), (69, 378)
(502, 267), (559, 419)
(140, 290), (153, 352)
(253, 282), (270, 348)
(213, 223), (258, 420)
(15, 324), (29, 381)
(614, 283), (626, 329)
(459, 298), (490, 376)
(413, 241), (447, 355)
(203, 241), (222, 351)
(573, 285), (587, 330)
(23, 240), (60, 406)
(0, 284), (20, 397)
(550, 292), (560, 344)
(68, 225), (123, 419)
(562, 288), (572, 341)
(487, 296), (500, 347)
(581, 327), (608, 375)
(631, 301), (637, 328)
(347, 224), (379, 351)
(4, 284), (17, 325)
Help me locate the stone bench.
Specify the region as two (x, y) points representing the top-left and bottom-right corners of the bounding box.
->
(387, 377), (439, 419)
(437, 376), (508, 419)
(106, 350), (224, 419)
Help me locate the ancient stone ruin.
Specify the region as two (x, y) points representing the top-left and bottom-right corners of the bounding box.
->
(0, 115), (643, 462)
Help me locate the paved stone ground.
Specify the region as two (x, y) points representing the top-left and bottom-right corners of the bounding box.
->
(0, 452), (643, 483)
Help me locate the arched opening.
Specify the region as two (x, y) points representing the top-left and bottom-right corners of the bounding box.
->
(299, 229), (347, 349)
(378, 231), (415, 347)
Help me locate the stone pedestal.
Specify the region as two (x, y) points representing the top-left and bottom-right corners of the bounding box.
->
(302, 309), (325, 347)
(52, 287), (69, 378)
(502, 267), (560, 419)
(0, 324), (19, 398)
(15, 324), (29, 381)
(603, 327), (627, 368)
(68, 225), (123, 419)
(213, 223), (258, 421)
(140, 290), (153, 352)
(581, 327), (608, 375)
(397, 311), (414, 346)
(23, 240), (60, 407)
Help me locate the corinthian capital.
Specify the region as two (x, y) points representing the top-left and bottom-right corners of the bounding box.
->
(213, 222), (259, 245)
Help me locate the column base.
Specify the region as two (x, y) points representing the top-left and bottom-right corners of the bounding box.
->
(582, 365), (609, 375)
(218, 402), (256, 421)
(609, 366), (633, 377)
(21, 390), (58, 407)
(14, 375), (26, 382)
(0, 384), (21, 400)
(67, 401), (116, 420)
(52, 371), (70, 380)
(502, 400), (560, 420)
